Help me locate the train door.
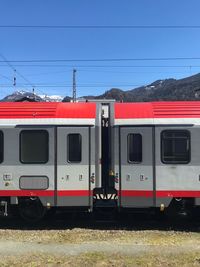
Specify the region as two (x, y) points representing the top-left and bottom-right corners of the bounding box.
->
(57, 127), (91, 207)
(119, 127), (154, 208)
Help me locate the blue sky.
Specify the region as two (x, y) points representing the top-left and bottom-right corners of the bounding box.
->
(0, 0), (200, 99)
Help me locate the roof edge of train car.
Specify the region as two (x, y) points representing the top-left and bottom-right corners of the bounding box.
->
(0, 102), (97, 126)
(114, 101), (200, 125)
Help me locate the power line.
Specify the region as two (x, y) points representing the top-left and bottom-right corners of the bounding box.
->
(1, 57), (200, 63)
(24, 70), (196, 76)
(0, 53), (49, 96)
(78, 70), (196, 74)
(0, 84), (145, 88)
(0, 64), (200, 68)
(1, 25), (200, 29)
(0, 53), (34, 87)
(0, 73), (13, 82)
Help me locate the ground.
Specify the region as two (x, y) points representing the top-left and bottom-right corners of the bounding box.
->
(0, 212), (200, 266)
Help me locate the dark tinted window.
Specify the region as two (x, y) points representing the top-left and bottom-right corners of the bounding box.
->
(0, 131), (3, 163)
(128, 134), (142, 163)
(20, 130), (49, 163)
(67, 134), (82, 163)
(161, 130), (190, 164)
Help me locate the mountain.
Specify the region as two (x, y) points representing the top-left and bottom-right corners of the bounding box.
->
(39, 94), (63, 102)
(95, 73), (200, 102)
(1, 90), (43, 102)
(1, 90), (64, 102)
(2, 73), (200, 103)
(63, 73), (200, 102)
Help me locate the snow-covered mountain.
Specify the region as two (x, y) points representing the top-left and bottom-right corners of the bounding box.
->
(39, 94), (63, 102)
(1, 90), (63, 102)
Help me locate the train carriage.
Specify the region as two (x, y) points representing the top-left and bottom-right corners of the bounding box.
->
(1, 100), (200, 221)
(113, 101), (200, 213)
(0, 102), (99, 221)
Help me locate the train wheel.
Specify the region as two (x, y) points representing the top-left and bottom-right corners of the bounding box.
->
(18, 197), (46, 223)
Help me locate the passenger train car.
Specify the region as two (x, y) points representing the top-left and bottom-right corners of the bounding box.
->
(0, 101), (200, 221)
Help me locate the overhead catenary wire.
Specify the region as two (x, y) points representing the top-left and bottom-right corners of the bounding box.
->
(0, 53), (49, 96)
(0, 73), (13, 82)
(23, 70), (197, 76)
(0, 64), (200, 68)
(0, 83), (147, 88)
(1, 57), (200, 63)
(1, 25), (200, 29)
(0, 53), (35, 87)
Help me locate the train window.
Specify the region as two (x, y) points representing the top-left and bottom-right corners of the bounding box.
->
(67, 134), (82, 163)
(20, 130), (49, 164)
(127, 134), (142, 163)
(161, 130), (190, 164)
(0, 131), (3, 163)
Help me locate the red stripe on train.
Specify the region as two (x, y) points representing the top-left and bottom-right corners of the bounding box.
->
(0, 190), (91, 197)
(1, 190), (200, 198)
(156, 191), (200, 197)
(120, 190), (200, 198)
(0, 190), (54, 197)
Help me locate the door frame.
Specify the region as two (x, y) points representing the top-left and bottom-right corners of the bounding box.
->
(118, 125), (156, 208)
(56, 126), (92, 207)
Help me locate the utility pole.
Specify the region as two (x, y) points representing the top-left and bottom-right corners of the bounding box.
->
(72, 69), (77, 102)
(13, 69), (16, 88)
(32, 87), (36, 101)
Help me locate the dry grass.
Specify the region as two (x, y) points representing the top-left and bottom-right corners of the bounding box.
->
(0, 228), (200, 245)
(0, 228), (200, 266)
(0, 252), (200, 267)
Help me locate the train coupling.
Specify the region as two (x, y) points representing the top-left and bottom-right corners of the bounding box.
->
(0, 201), (8, 216)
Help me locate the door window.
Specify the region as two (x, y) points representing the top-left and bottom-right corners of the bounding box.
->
(67, 134), (82, 163)
(127, 133), (142, 163)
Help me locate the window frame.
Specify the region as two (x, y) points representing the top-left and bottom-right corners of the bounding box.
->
(0, 131), (3, 164)
(20, 130), (49, 164)
(67, 133), (82, 163)
(161, 129), (191, 164)
(127, 133), (142, 164)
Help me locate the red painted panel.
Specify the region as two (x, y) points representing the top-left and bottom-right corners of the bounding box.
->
(0, 190), (54, 197)
(1, 189), (200, 198)
(0, 102), (96, 119)
(120, 190), (200, 198)
(0, 190), (91, 197)
(156, 190), (200, 198)
(115, 101), (200, 119)
(115, 103), (153, 119)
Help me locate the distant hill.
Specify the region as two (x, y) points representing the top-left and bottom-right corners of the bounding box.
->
(1, 90), (63, 102)
(1, 90), (43, 102)
(2, 73), (200, 103)
(62, 73), (200, 102)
